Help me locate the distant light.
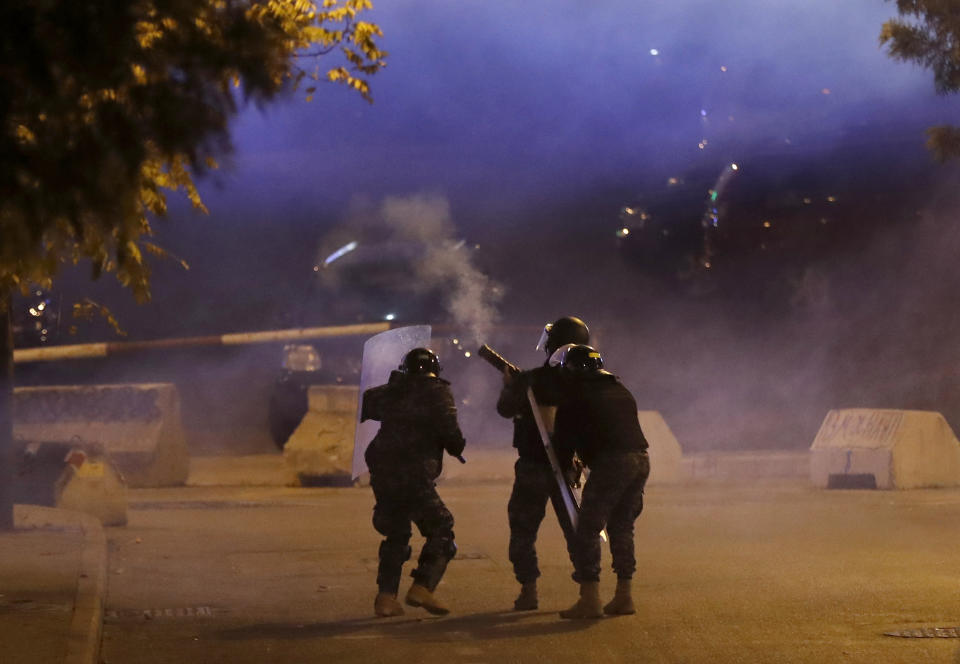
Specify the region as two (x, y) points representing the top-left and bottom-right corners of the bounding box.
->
(762, 220), (772, 228)
(28, 307), (39, 316)
(384, 313), (396, 321)
(312, 265), (320, 272)
(667, 177), (679, 186)
(323, 240), (359, 267)
(730, 163), (739, 171)
(700, 109), (708, 117)
(704, 261), (712, 269)
(720, 66), (728, 72)
(803, 197), (812, 204)
(464, 351), (472, 358)
(826, 196), (837, 203)
(37, 302), (46, 311)
(821, 88), (831, 95)
(650, 48), (659, 56)
(621, 227), (630, 236)
(623, 206), (636, 215)
(709, 190), (718, 202)
(820, 218), (828, 225)
(452, 338), (459, 345)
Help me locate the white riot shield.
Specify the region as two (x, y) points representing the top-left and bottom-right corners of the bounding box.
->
(352, 325), (432, 480)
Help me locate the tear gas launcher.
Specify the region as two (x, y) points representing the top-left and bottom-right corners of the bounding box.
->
(477, 344), (520, 377)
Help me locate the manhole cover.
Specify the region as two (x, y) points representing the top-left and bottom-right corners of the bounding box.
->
(885, 627), (960, 638)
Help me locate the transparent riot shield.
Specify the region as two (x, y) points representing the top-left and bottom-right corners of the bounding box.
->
(352, 325), (432, 480)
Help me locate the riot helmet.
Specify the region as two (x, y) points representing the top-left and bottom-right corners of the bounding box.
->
(535, 316), (590, 354)
(400, 347), (441, 376)
(554, 344), (604, 373)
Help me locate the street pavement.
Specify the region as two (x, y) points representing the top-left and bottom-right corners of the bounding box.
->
(6, 453), (960, 663)
(102, 462), (960, 664)
(0, 505), (106, 664)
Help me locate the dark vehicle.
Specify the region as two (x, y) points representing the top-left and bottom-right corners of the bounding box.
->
(267, 345), (334, 448)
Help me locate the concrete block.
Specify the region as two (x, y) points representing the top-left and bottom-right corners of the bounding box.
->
(283, 385), (358, 486)
(14, 383), (190, 487)
(810, 408), (960, 489)
(56, 451), (128, 527)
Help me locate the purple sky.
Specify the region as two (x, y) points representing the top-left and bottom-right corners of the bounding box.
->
(195, 0), (958, 222)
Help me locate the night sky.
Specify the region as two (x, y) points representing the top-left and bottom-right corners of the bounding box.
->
(208, 0), (955, 215)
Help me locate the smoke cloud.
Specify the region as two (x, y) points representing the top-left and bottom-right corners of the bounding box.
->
(380, 193), (502, 345)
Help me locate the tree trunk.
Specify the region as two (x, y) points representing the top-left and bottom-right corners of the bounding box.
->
(0, 292), (13, 530)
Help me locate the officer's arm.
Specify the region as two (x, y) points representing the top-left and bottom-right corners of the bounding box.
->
(435, 385), (467, 458)
(496, 371), (528, 418)
(360, 384), (388, 422)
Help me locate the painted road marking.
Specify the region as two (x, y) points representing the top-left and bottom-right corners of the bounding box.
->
(105, 606), (226, 620)
(885, 626), (960, 638)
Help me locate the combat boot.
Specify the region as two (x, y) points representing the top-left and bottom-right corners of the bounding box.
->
(513, 581), (538, 611)
(559, 581), (603, 619)
(374, 592), (405, 617)
(603, 578), (636, 615)
(405, 583), (450, 615)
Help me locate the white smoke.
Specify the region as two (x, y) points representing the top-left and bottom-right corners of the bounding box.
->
(380, 193), (502, 345)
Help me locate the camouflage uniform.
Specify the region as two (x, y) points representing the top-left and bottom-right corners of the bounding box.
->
(554, 372), (650, 583)
(363, 370), (466, 594)
(497, 365), (577, 584)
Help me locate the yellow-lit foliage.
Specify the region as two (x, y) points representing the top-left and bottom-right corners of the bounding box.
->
(0, 0), (386, 307)
(881, 0), (960, 161)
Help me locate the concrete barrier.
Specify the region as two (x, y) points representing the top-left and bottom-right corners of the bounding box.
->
(283, 385), (358, 486)
(14, 383), (190, 488)
(810, 409), (960, 489)
(638, 411), (684, 484)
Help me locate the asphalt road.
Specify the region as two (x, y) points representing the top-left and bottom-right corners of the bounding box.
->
(101, 479), (960, 663)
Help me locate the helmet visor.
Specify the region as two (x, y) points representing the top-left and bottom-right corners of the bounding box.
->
(535, 323), (553, 352)
(548, 343), (575, 367)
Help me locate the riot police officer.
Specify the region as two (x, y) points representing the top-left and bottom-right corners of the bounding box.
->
(552, 344), (651, 619)
(362, 347), (466, 617)
(496, 316), (590, 610)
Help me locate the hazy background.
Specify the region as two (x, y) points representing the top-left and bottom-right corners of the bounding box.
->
(15, 0), (960, 454)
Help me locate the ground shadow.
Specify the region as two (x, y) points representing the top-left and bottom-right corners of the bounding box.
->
(216, 608), (602, 642)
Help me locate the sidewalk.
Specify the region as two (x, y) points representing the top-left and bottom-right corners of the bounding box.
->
(0, 505), (107, 664)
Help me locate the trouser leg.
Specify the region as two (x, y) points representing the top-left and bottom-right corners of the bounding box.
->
(573, 453), (647, 583)
(547, 476), (580, 580)
(410, 483), (456, 592)
(606, 452), (650, 580)
(507, 459), (550, 584)
(372, 498), (413, 595)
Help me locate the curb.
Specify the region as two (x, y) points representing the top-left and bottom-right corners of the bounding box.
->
(14, 504), (108, 664)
